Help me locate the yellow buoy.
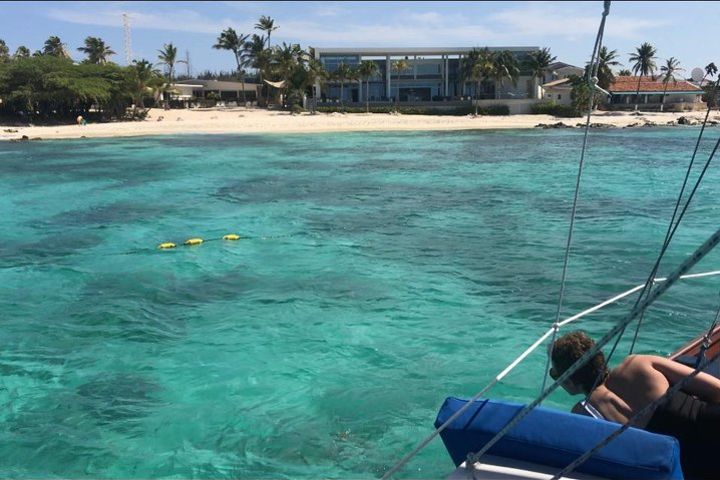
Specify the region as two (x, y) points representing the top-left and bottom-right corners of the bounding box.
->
(184, 238), (204, 246)
(158, 242), (176, 249)
(222, 234), (241, 241)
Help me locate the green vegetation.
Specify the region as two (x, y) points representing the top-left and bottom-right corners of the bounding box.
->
(78, 36), (115, 64)
(593, 47), (621, 89)
(569, 75), (605, 114)
(358, 60), (379, 113)
(315, 104), (509, 115)
(391, 59), (410, 111)
(659, 57), (683, 112)
(528, 47), (556, 98)
(530, 101), (580, 118)
(213, 28), (250, 103)
(628, 42), (657, 110)
(4, 20), (716, 124)
(0, 55), (155, 122)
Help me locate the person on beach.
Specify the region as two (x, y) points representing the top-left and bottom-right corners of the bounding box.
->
(550, 330), (720, 478)
(76, 115), (86, 126)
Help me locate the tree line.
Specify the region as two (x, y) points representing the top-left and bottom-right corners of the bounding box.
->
(1, 22), (718, 123)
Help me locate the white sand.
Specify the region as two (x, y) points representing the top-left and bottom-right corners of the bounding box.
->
(0, 108), (714, 141)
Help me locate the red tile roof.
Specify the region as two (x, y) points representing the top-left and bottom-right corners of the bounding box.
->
(609, 76), (702, 93)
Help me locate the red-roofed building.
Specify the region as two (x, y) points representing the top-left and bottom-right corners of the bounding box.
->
(608, 76), (705, 111)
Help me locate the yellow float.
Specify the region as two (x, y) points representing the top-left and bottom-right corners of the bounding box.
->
(158, 242), (176, 249)
(223, 234), (241, 241)
(184, 238), (204, 246)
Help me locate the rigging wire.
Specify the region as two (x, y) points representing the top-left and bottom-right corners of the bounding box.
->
(628, 78), (720, 354)
(463, 226), (720, 469)
(551, 293), (720, 480)
(540, 0), (611, 397)
(379, 269), (720, 480)
(579, 77), (720, 408)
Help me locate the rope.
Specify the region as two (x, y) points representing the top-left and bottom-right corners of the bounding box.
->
(628, 79), (720, 354)
(552, 292), (720, 480)
(543, 0), (611, 397)
(464, 226), (720, 468)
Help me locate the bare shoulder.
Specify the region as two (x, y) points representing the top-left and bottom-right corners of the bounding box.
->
(614, 354), (655, 375)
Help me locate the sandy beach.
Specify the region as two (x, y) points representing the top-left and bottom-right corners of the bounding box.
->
(0, 108), (716, 142)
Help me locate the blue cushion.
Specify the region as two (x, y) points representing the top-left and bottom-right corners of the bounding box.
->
(436, 397), (683, 480)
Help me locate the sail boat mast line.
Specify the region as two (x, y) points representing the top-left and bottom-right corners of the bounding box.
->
(380, 266), (720, 480)
(543, 0), (612, 396)
(466, 227), (720, 467)
(629, 124), (720, 353)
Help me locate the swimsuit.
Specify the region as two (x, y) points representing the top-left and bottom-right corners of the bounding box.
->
(645, 390), (720, 479)
(576, 392), (719, 478)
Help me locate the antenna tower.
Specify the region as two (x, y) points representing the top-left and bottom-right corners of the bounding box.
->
(123, 13), (132, 65)
(185, 50), (191, 77)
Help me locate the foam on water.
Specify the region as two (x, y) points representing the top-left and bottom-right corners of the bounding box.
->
(1, 128), (719, 477)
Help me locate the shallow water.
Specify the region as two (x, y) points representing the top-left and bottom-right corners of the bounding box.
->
(1, 128), (719, 478)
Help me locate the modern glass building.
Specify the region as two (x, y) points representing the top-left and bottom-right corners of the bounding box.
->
(312, 47), (540, 103)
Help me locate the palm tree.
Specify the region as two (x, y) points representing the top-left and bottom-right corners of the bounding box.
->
(43, 36), (70, 58)
(333, 62), (354, 111)
(77, 36), (115, 64)
(130, 59), (163, 111)
(157, 43), (187, 109)
(358, 60), (379, 113)
(391, 59), (410, 110)
(594, 47), (621, 89)
(304, 57), (327, 112)
(701, 62), (718, 84)
(528, 47), (556, 98)
(244, 34), (270, 105)
(492, 50), (520, 99)
(0, 40), (9, 62)
(618, 69), (632, 76)
(274, 42), (303, 81)
(628, 42), (657, 111)
(213, 28), (250, 103)
(255, 16), (278, 49)
(307, 57), (327, 100)
(13, 46), (30, 59)
(460, 48), (494, 114)
(659, 57), (683, 112)
(272, 42), (307, 106)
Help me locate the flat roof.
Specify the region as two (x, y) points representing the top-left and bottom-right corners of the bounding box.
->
(313, 46), (538, 56)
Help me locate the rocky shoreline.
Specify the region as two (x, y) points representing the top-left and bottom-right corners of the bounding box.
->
(535, 115), (720, 129)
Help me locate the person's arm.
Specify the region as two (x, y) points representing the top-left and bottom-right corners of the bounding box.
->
(648, 355), (720, 403)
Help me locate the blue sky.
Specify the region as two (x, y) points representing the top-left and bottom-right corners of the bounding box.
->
(2, 1), (719, 76)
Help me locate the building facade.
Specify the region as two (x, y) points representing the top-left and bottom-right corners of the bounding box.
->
(171, 79), (261, 104)
(312, 47), (540, 103)
(608, 76), (705, 111)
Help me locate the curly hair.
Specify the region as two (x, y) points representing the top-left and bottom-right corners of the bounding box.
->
(551, 330), (608, 393)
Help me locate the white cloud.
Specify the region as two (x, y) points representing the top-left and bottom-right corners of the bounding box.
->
(311, 4), (347, 17)
(407, 12), (444, 24)
(276, 19), (498, 47)
(46, 7), (251, 35)
(487, 4), (667, 41)
(45, 2), (669, 50)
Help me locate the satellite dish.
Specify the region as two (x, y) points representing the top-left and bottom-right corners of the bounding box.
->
(691, 67), (704, 82)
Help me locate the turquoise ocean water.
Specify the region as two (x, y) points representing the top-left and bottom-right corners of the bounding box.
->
(1, 128), (719, 478)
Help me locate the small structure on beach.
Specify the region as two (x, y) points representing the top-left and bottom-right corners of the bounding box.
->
(607, 76), (705, 111)
(540, 78), (574, 105)
(169, 79), (262, 107)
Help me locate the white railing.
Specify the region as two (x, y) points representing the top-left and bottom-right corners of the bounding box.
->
(381, 268), (720, 480)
